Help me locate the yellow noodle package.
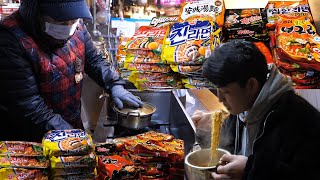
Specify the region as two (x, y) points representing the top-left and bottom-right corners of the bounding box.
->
(170, 64), (203, 73)
(181, 77), (215, 89)
(134, 81), (182, 91)
(0, 167), (48, 180)
(162, 21), (210, 64)
(51, 167), (97, 176)
(124, 56), (164, 64)
(129, 72), (178, 90)
(0, 155), (49, 169)
(128, 72), (175, 83)
(42, 129), (94, 157)
(49, 153), (97, 169)
(124, 63), (172, 73)
(0, 141), (43, 156)
(161, 20), (220, 65)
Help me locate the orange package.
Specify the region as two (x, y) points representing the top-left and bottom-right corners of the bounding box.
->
(179, 0), (225, 27)
(275, 19), (320, 71)
(254, 42), (274, 64)
(136, 131), (174, 142)
(124, 139), (169, 157)
(266, 0), (313, 29)
(125, 26), (167, 51)
(156, 139), (184, 158)
(97, 155), (139, 179)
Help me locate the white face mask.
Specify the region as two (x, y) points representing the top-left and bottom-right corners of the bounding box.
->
(44, 19), (79, 40)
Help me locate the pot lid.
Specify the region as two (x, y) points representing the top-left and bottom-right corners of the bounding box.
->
(113, 102), (156, 116)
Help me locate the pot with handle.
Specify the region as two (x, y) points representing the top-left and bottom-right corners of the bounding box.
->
(111, 99), (156, 130)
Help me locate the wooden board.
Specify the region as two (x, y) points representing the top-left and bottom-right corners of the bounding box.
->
(189, 89), (227, 112)
(295, 89), (320, 111)
(309, 0), (320, 33)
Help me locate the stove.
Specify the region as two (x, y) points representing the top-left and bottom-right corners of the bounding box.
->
(103, 110), (171, 138)
(95, 90), (195, 153)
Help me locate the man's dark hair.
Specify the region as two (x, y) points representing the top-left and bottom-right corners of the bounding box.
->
(203, 40), (269, 88)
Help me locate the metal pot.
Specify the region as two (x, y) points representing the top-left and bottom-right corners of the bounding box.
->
(185, 148), (231, 180)
(111, 102), (156, 130)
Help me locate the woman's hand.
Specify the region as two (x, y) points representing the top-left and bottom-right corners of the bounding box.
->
(212, 154), (248, 180)
(111, 85), (144, 109)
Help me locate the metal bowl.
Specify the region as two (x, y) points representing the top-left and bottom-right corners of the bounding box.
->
(185, 148), (231, 180)
(112, 102), (156, 130)
(113, 103), (156, 116)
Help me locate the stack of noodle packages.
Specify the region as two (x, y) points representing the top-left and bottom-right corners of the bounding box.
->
(0, 141), (49, 179)
(117, 36), (132, 79)
(42, 129), (97, 180)
(270, 0), (320, 88)
(95, 131), (184, 179)
(125, 23), (183, 90)
(112, 131), (184, 180)
(161, 0), (225, 89)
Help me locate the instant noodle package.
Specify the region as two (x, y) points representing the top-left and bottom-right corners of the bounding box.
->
(273, 17), (320, 88)
(162, 0), (225, 65)
(42, 129), (97, 179)
(266, 0), (313, 29)
(42, 129), (94, 157)
(178, 0), (225, 27)
(223, 8), (268, 42)
(149, 16), (178, 28)
(162, 21), (214, 65)
(97, 155), (139, 179)
(181, 76), (215, 89)
(95, 131), (184, 180)
(0, 167), (48, 180)
(0, 141), (49, 179)
(128, 72), (182, 90)
(118, 25), (183, 90)
(117, 0), (320, 89)
(0, 141), (43, 156)
(118, 0), (226, 90)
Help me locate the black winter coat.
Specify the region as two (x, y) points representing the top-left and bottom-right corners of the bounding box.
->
(0, 14), (124, 142)
(219, 91), (320, 180)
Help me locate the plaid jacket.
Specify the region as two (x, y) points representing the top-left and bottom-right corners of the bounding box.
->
(1, 14), (84, 128)
(0, 12), (124, 141)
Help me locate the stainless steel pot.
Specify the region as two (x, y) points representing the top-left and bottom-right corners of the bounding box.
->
(185, 148), (231, 180)
(111, 102), (156, 130)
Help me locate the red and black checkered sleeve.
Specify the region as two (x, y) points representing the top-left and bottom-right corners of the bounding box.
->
(0, 28), (72, 140)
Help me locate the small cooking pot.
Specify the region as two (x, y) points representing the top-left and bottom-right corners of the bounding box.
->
(185, 148), (231, 180)
(111, 101), (156, 130)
